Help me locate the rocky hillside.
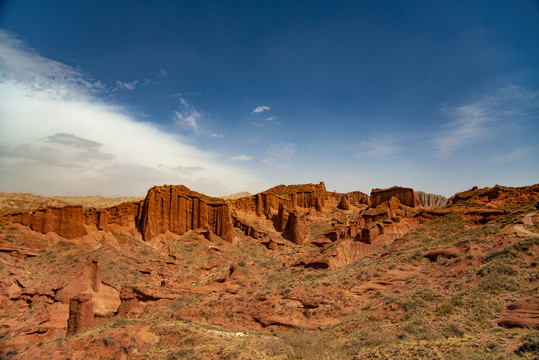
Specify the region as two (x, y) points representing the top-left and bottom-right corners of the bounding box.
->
(415, 191), (448, 207)
(0, 182), (538, 359)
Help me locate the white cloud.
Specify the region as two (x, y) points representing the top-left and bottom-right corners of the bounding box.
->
(433, 86), (538, 156)
(158, 69), (167, 77)
(230, 155), (252, 161)
(116, 80), (138, 90)
(266, 116), (275, 121)
(0, 29), (259, 197)
(210, 133), (223, 138)
(252, 105), (270, 113)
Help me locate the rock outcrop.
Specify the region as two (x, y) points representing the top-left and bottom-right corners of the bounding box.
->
(55, 260), (120, 317)
(289, 212), (308, 245)
(415, 191), (448, 207)
(7, 205), (87, 239)
(370, 186), (420, 208)
(67, 293), (95, 336)
(137, 185), (235, 243)
(496, 295), (539, 329)
(337, 195), (351, 210)
(275, 204), (290, 232)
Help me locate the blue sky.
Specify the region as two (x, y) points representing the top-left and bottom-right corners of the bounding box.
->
(0, 0), (538, 197)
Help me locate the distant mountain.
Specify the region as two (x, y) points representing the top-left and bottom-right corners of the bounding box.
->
(415, 191), (448, 207)
(220, 191), (253, 200)
(0, 192), (143, 213)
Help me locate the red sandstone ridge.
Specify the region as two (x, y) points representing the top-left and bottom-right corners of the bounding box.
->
(370, 186), (420, 208)
(6, 205), (87, 239)
(138, 185), (235, 243)
(230, 182), (327, 216)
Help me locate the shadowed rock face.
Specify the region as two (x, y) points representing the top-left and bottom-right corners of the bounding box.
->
(137, 185), (235, 243)
(370, 186), (420, 208)
(7, 205), (87, 239)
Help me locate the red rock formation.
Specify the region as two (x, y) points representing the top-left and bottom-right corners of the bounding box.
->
(346, 191), (370, 206)
(67, 293), (95, 336)
(289, 212), (307, 245)
(137, 185), (235, 242)
(370, 186), (420, 208)
(231, 182), (327, 215)
(337, 195), (351, 210)
(7, 205), (87, 239)
(84, 200), (142, 229)
(55, 260), (120, 317)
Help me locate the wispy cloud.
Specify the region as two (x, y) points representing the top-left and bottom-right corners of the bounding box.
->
(355, 136), (400, 158)
(230, 155), (252, 161)
(116, 80), (138, 90)
(266, 116), (275, 121)
(433, 86), (538, 156)
(262, 142), (296, 168)
(210, 133), (223, 138)
(174, 97), (202, 133)
(158, 69), (167, 77)
(491, 147), (530, 163)
(0, 29), (259, 196)
(252, 105), (270, 113)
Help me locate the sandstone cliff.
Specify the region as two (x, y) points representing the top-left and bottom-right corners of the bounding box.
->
(137, 185), (235, 243)
(230, 182), (327, 216)
(7, 205), (87, 239)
